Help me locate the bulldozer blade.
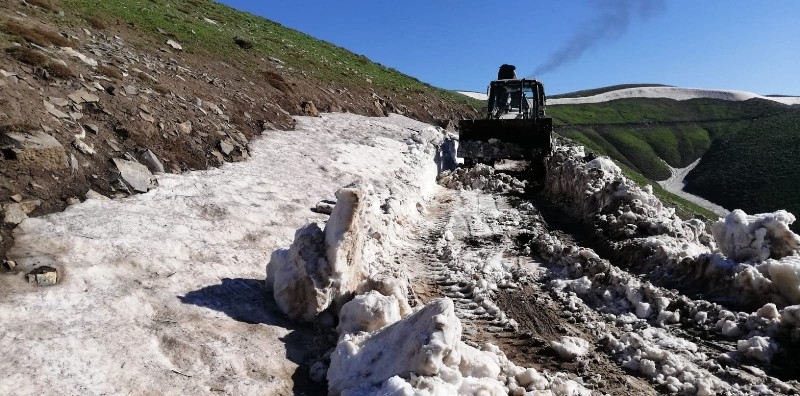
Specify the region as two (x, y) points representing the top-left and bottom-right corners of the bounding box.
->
(457, 118), (552, 161)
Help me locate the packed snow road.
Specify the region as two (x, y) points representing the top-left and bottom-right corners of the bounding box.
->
(2, 113), (800, 395)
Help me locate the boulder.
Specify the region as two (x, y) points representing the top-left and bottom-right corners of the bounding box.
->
(301, 101), (320, 117)
(141, 149), (165, 173)
(26, 266), (58, 286)
(0, 129), (68, 170)
(112, 158), (155, 193)
(85, 189), (110, 200)
(219, 140), (235, 156)
(3, 203), (27, 225)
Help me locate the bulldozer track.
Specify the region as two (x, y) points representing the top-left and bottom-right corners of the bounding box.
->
(403, 187), (660, 395)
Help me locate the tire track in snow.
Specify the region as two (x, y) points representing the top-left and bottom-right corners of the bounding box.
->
(404, 187), (659, 395)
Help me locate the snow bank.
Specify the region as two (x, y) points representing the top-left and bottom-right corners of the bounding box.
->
(712, 209), (800, 263)
(0, 113), (451, 394)
(328, 298), (590, 396)
(438, 163), (526, 193)
(548, 86), (800, 106)
(546, 146), (711, 244)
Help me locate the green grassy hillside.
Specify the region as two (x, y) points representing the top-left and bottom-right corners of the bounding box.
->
(61, 0), (481, 109)
(550, 95), (800, 230)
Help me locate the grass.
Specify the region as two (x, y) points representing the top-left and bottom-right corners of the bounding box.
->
(551, 91), (800, 231)
(60, 0), (482, 109)
(26, 0), (59, 12)
(2, 20), (71, 47)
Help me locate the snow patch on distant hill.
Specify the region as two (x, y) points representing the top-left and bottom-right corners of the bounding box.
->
(548, 86), (800, 106)
(457, 91), (488, 101)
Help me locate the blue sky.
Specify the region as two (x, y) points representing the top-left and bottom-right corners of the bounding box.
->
(217, 0), (800, 96)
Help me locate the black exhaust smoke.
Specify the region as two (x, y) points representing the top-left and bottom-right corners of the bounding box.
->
(531, 0), (666, 76)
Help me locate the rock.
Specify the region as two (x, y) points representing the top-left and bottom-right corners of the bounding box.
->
(3, 203), (27, 224)
(61, 47), (97, 66)
(301, 101), (320, 117)
(26, 266), (58, 286)
(178, 120), (192, 134)
(48, 97), (69, 107)
(1, 260), (16, 271)
(124, 85), (139, 96)
(207, 103), (223, 115)
(47, 106), (70, 119)
(141, 149), (165, 173)
(19, 199), (40, 214)
(313, 200), (336, 215)
(69, 153), (79, 172)
(219, 140), (234, 156)
(166, 39), (183, 51)
(139, 112), (155, 123)
(106, 139), (121, 152)
(10, 194), (22, 202)
(0, 129), (68, 170)
(84, 123), (99, 134)
(66, 197), (80, 205)
(72, 139), (95, 155)
(85, 189), (110, 200)
(113, 158), (155, 193)
(68, 89), (100, 104)
(139, 104), (151, 114)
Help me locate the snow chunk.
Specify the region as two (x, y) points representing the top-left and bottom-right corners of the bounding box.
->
(266, 223), (330, 321)
(766, 256), (800, 304)
(756, 303), (780, 320)
(737, 336), (777, 363)
(327, 298), (461, 395)
(438, 163), (525, 193)
(781, 305), (800, 327)
(550, 336), (590, 360)
(712, 209), (800, 263)
(337, 290), (401, 336)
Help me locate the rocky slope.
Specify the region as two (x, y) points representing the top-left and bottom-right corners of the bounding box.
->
(0, 0), (478, 259)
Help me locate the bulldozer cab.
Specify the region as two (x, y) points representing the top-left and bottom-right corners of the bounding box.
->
(457, 66), (552, 175)
(487, 79), (546, 120)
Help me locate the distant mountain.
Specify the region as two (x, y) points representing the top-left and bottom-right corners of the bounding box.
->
(548, 86), (800, 230)
(549, 86), (800, 106)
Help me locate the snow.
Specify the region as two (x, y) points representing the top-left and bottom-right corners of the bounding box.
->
(0, 113), (451, 395)
(457, 91), (488, 101)
(657, 157), (728, 217)
(327, 298), (463, 395)
(336, 290), (401, 336)
(5, 106), (800, 395)
(550, 336), (590, 360)
(437, 163), (526, 193)
(548, 86), (800, 106)
(712, 209), (800, 263)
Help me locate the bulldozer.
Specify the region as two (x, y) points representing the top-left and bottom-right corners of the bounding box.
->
(458, 64), (553, 176)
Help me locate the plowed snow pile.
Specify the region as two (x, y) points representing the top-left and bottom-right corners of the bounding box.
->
(267, 179), (589, 393)
(438, 163), (526, 193)
(535, 142), (800, 393)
